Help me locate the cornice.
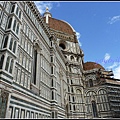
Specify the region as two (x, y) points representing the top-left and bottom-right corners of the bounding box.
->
(25, 1), (52, 39)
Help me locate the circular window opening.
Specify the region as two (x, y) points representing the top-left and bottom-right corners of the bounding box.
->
(59, 43), (66, 50)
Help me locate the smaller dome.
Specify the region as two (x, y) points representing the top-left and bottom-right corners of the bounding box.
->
(83, 62), (105, 71)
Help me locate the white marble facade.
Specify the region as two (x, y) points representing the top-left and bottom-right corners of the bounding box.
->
(0, 1), (120, 119)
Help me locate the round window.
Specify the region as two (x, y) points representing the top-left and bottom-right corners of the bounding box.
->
(59, 43), (66, 50)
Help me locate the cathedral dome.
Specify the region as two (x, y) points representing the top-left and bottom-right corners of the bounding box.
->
(83, 62), (105, 71)
(43, 17), (75, 35)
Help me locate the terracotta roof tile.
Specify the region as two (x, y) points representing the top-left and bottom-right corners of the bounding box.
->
(83, 62), (105, 71)
(44, 17), (74, 35)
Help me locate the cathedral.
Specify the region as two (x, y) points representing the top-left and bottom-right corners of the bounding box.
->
(0, 1), (120, 118)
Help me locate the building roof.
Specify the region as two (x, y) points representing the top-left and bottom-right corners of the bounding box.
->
(83, 62), (105, 71)
(43, 17), (75, 35)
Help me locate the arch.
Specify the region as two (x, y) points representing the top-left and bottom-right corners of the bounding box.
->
(85, 91), (98, 117)
(7, 17), (12, 29)
(97, 89), (109, 112)
(3, 36), (8, 48)
(98, 89), (107, 95)
(76, 89), (81, 94)
(85, 75), (96, 81)
(86, 91), (96, 97)
(11, 4), (15, 13)
(16, 6), (19, 15)
(9, 38), (13, 50)
(76, 89), (82, 102)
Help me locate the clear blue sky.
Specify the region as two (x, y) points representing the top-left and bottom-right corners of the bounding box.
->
(34, 1), (120, 79)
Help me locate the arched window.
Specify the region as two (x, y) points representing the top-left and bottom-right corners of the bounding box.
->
(72, 96), (75, 102)
(69, 95), (71, 101)
(68, 86), (70, 92)
(9, 38), (13, 50)
(9, 59), (14, 73)
(97, 89), (109, 112)
(73, 105), (75, 111)
(89, 79), (93, 87)
(19, 11), (21, 19)
(76, 89), (82, 103)
(33, 49), (37, 85)
(0, 55), (4, 69)
(51, 66), (53, 74)
(51, 79), (53, 87)
(16, 6), (19, 15)
(13, 19), (16, 31)
(70, 56), (74, 61)
(16, 23), (19, 34)
(85, 91), (98, 117)
(52, 91), (54, 100)
(71, 80), (73, 84)
(91, 100), (98, 118)
(7, 17), (12, 29)
(69, 104), (71, 110)
(71, 87), (74, 93)
(11, 4), (15, 13)
(51, 56), (53, 62)
(3, 36), (8, 48)
(13, 41), (16, 53)
(5, 56), (10, 71)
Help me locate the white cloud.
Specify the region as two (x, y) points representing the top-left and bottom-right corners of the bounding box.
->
(76, 32), (82, 46)
(108, 15), (120, 24)
(34, 1), (53, 15)
(103, 53), (110, 61)
(34, 1), (81, 47)
(34, 1), (60, 15)
(113, 65), (120, 79)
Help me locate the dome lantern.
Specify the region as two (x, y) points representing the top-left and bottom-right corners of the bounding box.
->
(43, 7), (52, 24)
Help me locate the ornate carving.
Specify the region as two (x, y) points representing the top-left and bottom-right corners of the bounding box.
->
(0, 88), (9, 118)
